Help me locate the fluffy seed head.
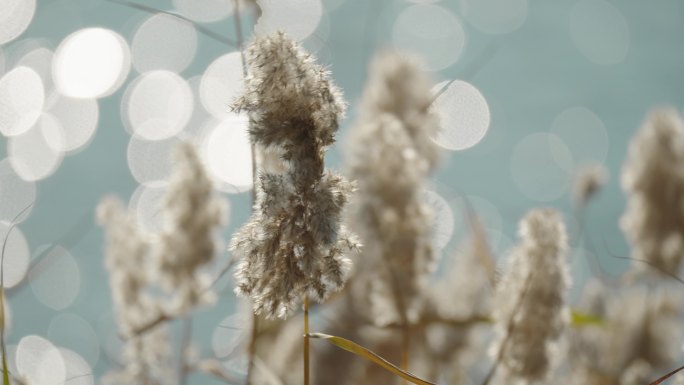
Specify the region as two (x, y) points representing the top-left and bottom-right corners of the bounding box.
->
(347, 50), (441, 326)
(621, 108), (684, 274)
(491, 208), (570, 383)
(155, 142), (228, 315)
(573, 163), (607, 207)
(96, 196), (155, 337)
(230, 32), (358, 319)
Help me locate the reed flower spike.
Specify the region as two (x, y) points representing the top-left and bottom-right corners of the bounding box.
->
(490, 208), (570, 385)
(230, 32), (360, 319)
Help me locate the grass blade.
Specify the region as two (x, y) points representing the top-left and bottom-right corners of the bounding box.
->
(649, 364), (684, 385)
(308, 333), (436, 385)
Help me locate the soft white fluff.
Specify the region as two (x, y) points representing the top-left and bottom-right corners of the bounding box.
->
(491, 208), (570, 385)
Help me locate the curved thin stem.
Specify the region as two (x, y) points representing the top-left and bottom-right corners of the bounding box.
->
(104, 0), (238, 47)
(481, 271), (535, 385)
(650, 364), (684, 385)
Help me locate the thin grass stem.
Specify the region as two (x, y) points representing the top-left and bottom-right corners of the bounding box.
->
(104, 0), (237, 46)
(481, 271), (535, 385)
(304, 296), (310, 385)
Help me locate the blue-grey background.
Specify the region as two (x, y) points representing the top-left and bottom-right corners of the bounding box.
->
(2, 0), (684, 383)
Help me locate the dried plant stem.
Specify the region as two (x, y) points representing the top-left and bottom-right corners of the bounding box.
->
(401, 325), (409, 385)
(125, 256), (238, 339)
(384, 258), (411, 381)
(481, 272), (535, 385)
(178, 316), (193, 385)
(0, 289), (8, 385)
(104, 0), (237, 46)
(394, 288), (411, 381)
(304, 296), (310, 385)
(384, 314), (491, 331)
(193, 359), (246, 384)
(246, 314), (258, 385)
(128, 313), (170, 338)
(572, 207), (615, 285)
(232, 0), (247, 78)
(232, 3), (259, 384)
(649, 364), (684, 385)
(431, 44), (497, 102)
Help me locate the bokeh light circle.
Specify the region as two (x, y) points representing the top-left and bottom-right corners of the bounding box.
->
(392, 4), (465, 71)
(459, 0), (527, 35)
(16, 335), (66, 385)
(302, 32), (332, 65)
(422, 190), (454, 251)
(302, 11), (331, 60)
(223, 355), (249, 377)
(53, 28), (131, 98)
(200, 52), (244, 119)
(8, 113), (65, 182)
(484, 228), (514, 262)
(6, 344), (17, 377)
(570, 0), (630, 65)
(29, 245), (81, 310)
(132, 13), (198, 73)
(0, 47), (5, 76)
(550, 106), (609, 163)
(45, 91), (99, 153)
(180, 75), (212, 142)
(17, 47), (54, 91)
(127, 136), (181, 185)
(256, 0), (323, 41)
(212, 314), (248, 359)
(123, 70), (193, 140)
(0, 0), (36, 44)
(96, 313), (124, 367)
(0, 66), (45, 137)
(511, 132), (574, 202)
(129, 183), (167, 234)
(431, 80), (491, 151)
(202, 114), (253, 194)
(48, 313), (100, 368)
(58, 348), (93, 385)
(0, 159), (36, 222)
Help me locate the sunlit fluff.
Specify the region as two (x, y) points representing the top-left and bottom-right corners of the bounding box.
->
(570, 282), (683, 385)
(490, 208), (570, 384)
(573, 163), (607, 208)
(230, 32), (359, 319)
(97, 196), (173, 385)
(96, 196), (156, 337)
(347, 50), (441, 326)
(102, 326), (173, 385)
(426, 219), (494, 385)
(155, 142), (228, 315)
(621, 108), (684, 274)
